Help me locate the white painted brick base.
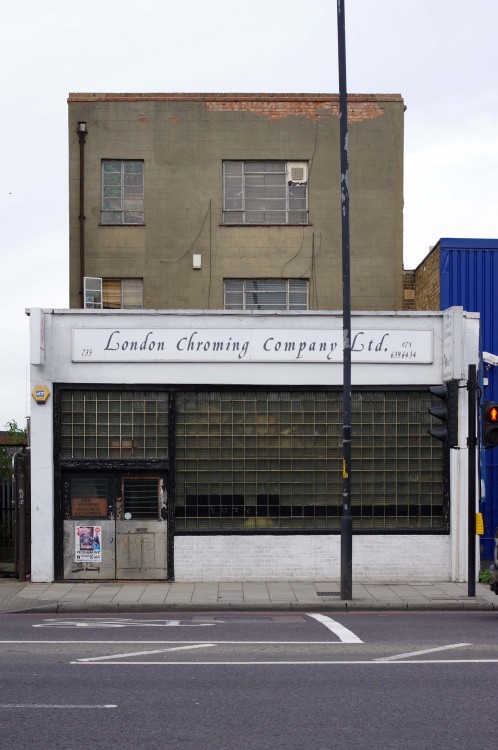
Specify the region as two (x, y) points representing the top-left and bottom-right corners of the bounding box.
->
(174, 534), (452, 582)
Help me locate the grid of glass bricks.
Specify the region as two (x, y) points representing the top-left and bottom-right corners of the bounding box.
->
(60, 390), (169, 459)
(175, 390), (444, 531)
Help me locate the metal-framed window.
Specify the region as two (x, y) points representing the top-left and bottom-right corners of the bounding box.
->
(122, 477), (161, 519)
(103, 279), (143, 309)
(83, 277), (102, 309)
(224, 279), (308, 310)
(101, 160), (144, 225)
(83, 278), (143, 309)
(223, 161), (308, 225)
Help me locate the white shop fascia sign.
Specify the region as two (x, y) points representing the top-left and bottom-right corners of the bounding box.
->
(72, 327), (433, 364)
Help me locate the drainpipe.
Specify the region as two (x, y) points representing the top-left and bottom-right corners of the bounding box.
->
(77, 121), (88, 308)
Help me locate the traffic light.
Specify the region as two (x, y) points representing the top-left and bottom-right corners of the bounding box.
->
(428, 380), (459, 448)
(482, 402), (498, 448)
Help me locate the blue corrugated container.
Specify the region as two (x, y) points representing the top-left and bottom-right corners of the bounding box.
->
(438, 238), (498, 560)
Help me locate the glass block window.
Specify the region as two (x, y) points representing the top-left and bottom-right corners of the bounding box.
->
(60, 390), (169, 459)
(175, 390), (444, 531)
(101, 160), (144, 225)
(223, 161), (308, 225)
(224, 279), (308, 310)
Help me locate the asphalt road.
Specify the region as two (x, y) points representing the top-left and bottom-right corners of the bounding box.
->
(1, 610), (497, 750)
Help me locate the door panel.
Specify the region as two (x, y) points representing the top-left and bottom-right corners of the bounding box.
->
(115, 521), (167, 579)
(115, 476), (167, 579)
(63, 520), (115, 580)
(61, 471), (168, 581)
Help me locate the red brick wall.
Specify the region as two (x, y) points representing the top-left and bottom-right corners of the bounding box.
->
(413, 246), (440, 310)
(402, 269), (416, 310)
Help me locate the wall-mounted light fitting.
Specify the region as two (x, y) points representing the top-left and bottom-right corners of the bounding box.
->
(77, 121), (88, 134)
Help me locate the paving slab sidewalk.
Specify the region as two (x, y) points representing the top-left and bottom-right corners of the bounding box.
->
(0, 579), (497, 614)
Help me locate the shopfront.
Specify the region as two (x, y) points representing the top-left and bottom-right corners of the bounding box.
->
(28, 307), (479, 583)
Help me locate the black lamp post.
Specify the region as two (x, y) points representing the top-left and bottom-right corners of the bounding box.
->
(337, 0), (353, 600)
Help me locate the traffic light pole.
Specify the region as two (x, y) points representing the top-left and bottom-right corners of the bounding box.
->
(467, 364), (477, 597)
(337, 0), (352, 601)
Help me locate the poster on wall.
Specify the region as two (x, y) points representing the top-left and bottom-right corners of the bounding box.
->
(75, 526), (102, 563)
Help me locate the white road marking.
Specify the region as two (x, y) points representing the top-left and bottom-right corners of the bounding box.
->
(0, 640), (353, 645)
(33, 618), (216, 628)
(306, 613), (363, 643)
(0, 704), (116, 709)
(375, 642), (472, 661)
(78, 643), (215, 662)
(72, 659), (498, 666)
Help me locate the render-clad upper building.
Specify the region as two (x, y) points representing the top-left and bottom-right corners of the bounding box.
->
(67, 93), (405, 312)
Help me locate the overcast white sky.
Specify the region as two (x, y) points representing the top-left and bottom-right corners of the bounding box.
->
(1, 0), (497, 429)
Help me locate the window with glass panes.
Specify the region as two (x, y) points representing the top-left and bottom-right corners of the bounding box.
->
(60, 390), (168, 459)
(122, 477), (162, 519)
(101, 160), (144, 225)
(224, 279), (308, 310)
(103, 279), (143, 309)
(223, 161), (308, 225)
(175, 390), (445, 531)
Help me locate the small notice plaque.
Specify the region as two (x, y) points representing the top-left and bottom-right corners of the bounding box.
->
(71, 497), (108, 518)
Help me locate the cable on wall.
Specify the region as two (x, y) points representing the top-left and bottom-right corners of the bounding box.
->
(159, 200), (211, 265)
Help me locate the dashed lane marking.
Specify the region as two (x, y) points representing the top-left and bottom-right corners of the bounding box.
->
(78, 643), (215, 662)
(0, 704), (117, 709)
(374, 643), (472, 661)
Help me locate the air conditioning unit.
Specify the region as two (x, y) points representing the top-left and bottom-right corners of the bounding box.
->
(287, 162), (308, 184)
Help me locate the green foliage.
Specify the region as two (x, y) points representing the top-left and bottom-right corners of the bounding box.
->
(0, 420), (27, 479)
(479, 569), (493, 584)
(4, 420), (25, 437)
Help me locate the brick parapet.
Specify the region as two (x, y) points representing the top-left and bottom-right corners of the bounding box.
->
(68, 92), (403, 121)
(68, 92), (404, 102)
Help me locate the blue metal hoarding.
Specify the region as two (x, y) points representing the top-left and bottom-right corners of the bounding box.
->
(439, 238), (498, 559)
